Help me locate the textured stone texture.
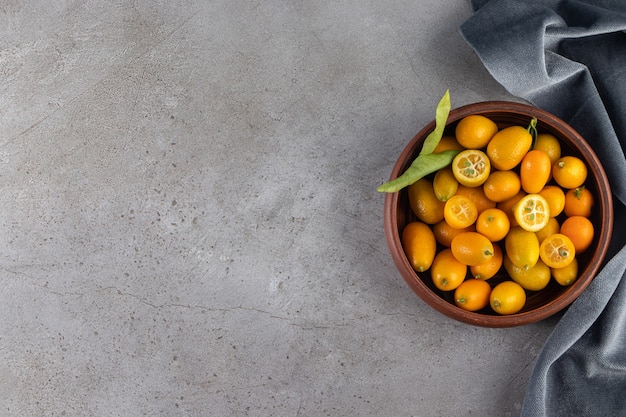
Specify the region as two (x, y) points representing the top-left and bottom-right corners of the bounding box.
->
(0, 1), (556, 416)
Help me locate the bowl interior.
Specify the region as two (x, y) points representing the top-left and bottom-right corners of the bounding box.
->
(384, 102), (613, 327)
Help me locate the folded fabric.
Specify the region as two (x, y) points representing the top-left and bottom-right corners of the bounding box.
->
(460, 1), (626, 416)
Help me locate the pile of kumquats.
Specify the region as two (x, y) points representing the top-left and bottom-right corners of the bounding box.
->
(398, 114), (595, 315)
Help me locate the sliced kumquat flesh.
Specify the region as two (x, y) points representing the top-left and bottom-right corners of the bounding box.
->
(513, 194), (550, 232)
(444, 195), (478, 229)
(539, 233), (575, 269)
(451, 149), (491, 187)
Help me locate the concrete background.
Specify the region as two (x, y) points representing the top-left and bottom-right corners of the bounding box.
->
(0, 1), (559, 416)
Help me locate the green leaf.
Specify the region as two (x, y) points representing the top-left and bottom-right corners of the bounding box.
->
(419, 89), (451, 156)
(377, 90), (453, 193)
(376, 149), (460, 193)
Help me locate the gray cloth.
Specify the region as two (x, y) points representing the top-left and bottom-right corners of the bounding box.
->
(460, 1), (626, 416)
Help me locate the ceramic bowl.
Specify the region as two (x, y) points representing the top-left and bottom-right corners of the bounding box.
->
(383, 101), (613, 327)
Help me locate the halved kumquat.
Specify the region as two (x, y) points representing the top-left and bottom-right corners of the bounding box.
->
(451, 149), (491, 187)
(513, 193), (550, 232)
(539, 233), (575, 269)
(444, 195), (478, 229)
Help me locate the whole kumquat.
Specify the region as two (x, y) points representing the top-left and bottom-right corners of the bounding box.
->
(564, 186), (594, 218)
(431, 249), (468, 291)
(401, 222), (437, 272)
(490, 281), (526, 315)
(408, 178), (445, 224)
(475, 208), (510, 242)
(487, 125), (533, 170)
(560, 216), (594, 254)
(520, 150), (552, 193)
(451, 231), (495, 266)
(455, 115), (498, 149)
(505, 226), (540, 270)
(433, 167), (459, 202)
(552, 156), (588, 189)
(483, 170), (521, 203)
(454, 278), (492, 311)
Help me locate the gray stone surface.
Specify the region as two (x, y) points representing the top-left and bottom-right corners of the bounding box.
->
(0, 1), (558, 416)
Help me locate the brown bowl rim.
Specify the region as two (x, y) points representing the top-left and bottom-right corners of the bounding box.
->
(384, 101), (614, 327)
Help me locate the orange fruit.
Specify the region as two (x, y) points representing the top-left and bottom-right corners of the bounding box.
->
(470, 243), (503, 280)
(560, 216), (594, 254)
(520, 150), (552, 193)
(475, 208), (510, 242)
(483, 170), (521, 203)
(497, 190), (526, 226)
(486, 125), (533, 170)
(431, 249), (467, 291)
(564, 186), (594, 217)
(451, 149), (491, 187)
(539, 233), (575, 268)
(539, 185), (565, 217)
(433, 167), (459, 202)
(433, 220), (475, 247)
(408, 178), (445, 224)
(535, 217), (560, 244)
(552, 156), (587, 189)
(513, 193), (550, 232)
(433, 135), (464, 153)
(454, 279), (492, 311)
(455, 185), (497, 214)
(504, 256), (551, 291)
(444, 195), (478, 229)
(534, 133), (561, 164)
(490, 281), (526, 315)
(505, 226), (540, 270)
(552, 258), (578, 286)
(451, 231), (495, 266)
(454, 115), (498, 149)
(402, 222), (437, 272)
